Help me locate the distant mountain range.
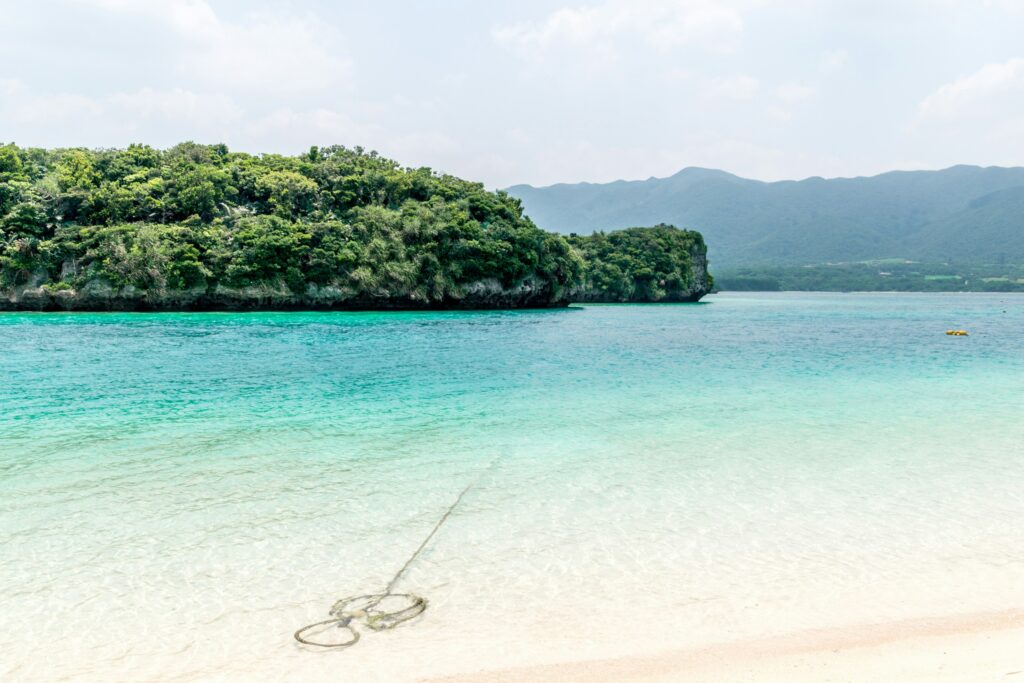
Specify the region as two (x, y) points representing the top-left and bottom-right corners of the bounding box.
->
(507, 165), (1024, 268)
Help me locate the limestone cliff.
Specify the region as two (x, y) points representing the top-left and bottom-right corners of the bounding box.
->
(1, 277), (572, 311)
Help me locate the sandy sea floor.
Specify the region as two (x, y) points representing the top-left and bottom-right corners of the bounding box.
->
(2, 293), (1023, 681)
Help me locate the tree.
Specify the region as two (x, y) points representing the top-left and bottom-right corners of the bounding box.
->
(0, 142), (710, 308)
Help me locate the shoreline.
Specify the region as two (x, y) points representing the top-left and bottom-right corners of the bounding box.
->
(429, 608), (1024, 682)
(0, 287), (708, 312)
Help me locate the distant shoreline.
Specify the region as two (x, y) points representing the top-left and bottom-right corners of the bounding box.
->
(711, 289), (1024, 294)
(0, 286), (707, 312)
(4, 289), (1024, 313)
(713, 262), (1024, 293)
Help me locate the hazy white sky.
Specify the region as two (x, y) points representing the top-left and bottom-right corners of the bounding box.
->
(2, 0), (1024, 187)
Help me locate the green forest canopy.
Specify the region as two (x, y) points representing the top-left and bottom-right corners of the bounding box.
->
(0, 143), (709, 307)
(569, 226), (711, 302)
(0, 142), (579, 303)
(508, 165), (1024, 269)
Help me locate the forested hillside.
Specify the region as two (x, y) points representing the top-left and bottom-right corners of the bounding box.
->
(569, 225), (711, 302)
(0, 142), (586, 309)
(509, 165), (1024, 268)
(0, 143), (711, 309)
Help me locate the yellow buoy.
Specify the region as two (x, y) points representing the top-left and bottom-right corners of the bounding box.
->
(945, 330), (969, 336)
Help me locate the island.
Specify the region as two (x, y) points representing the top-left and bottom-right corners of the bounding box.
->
(0, 143), (711, 310)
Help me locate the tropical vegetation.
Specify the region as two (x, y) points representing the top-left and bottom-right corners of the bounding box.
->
(716, 261), (1024, 292)
(569, 225), (711, 301)
(0, 143), (710, 309)
(0, 142), (585, 308)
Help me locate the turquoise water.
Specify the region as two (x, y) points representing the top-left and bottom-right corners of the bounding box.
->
(2, 293), (1023, 681)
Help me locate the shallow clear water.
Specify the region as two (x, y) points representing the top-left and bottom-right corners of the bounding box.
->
(2, 293), (1023, 681)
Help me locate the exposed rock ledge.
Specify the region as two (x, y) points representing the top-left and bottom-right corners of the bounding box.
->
(1, 278), (572, 312)
(1, 244), (712, 311)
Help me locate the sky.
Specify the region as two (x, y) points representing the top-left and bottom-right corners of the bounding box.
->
(2, 0), (1024, 188)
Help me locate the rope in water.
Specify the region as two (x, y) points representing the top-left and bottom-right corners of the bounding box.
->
(294, 464), (493, 649)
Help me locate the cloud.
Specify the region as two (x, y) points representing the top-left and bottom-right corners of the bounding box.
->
(705, 75), (760, 99)
(0, 83), (243, 145)
(81, 0), (221, 40)
(6, 86), (240, 127)
(75, 0), (351, 93)
(921, 58), (1024, 118)
(766, 106), (794, 122)
(914, 58), (1024, 162)
(818, 49), (848, 73)
(5, 92), (105, 124)
(246, 108), (382, 149)
(188, 14), (351, 92)
(919, 58), (1024, 118)
(0, 78), (27, 98)
(776, 82), (814, 103)
(244, 107), (460, 172)
(109, 88), (242, 124)
(975, 0), (1024, 8)
(494, 0), (744, 51)
(757, 83), (814, 123)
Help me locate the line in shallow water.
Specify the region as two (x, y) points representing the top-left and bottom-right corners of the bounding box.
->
(1, 293), (1022, 681)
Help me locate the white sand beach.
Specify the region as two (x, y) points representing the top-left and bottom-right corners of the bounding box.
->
(433, 609), (1024, 682)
